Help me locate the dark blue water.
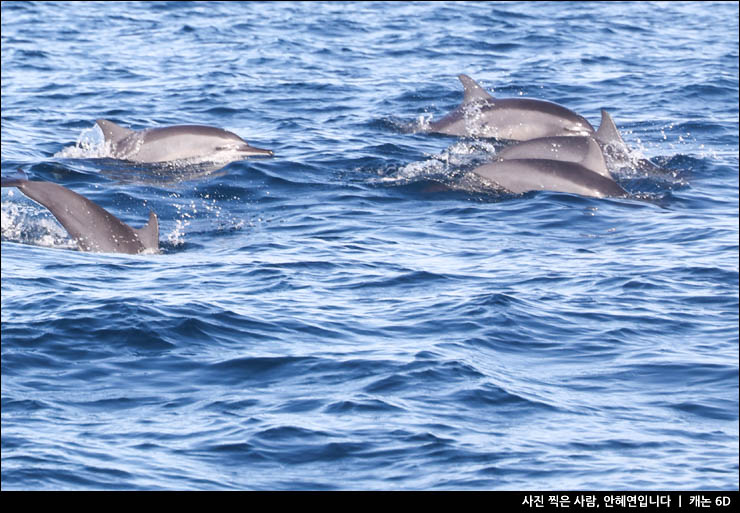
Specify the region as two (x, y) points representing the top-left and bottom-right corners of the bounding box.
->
(1, 1), (738, 490)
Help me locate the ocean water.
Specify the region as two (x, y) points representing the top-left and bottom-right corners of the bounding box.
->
(1, 1), (738, 490)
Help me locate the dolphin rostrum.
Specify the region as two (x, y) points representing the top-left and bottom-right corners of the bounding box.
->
(471, 159), (628, 198)
(2, 177), (158, 254)
(427, 74), (595, 140)
(96, 119), (274, 164)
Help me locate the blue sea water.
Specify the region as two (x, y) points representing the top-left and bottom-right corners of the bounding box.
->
(1, 1), (738, 490)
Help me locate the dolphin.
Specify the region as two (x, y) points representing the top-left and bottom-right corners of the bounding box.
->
(471, 158), (628, 198)
(426, 74), (595, 140)
(2, 177), (158, 254)
(497, 134), (610, 179)
(96, 119), (274, 164)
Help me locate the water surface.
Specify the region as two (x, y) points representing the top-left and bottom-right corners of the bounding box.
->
(1, 1), (738, 490)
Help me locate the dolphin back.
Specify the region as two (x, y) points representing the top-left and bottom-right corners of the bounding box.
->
(473, 159), (627, 198)
(2, 178), (157, 254)
(498, 136), (611, 179)
(2, 177), (25, 188)
(428, 74), (595, 139)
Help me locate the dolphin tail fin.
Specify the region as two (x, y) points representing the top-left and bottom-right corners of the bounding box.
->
(96, 119), (135, 144)
(458, 74), (494, 104)
(595, 109), (627, 148)
(134, 211), (159, 251)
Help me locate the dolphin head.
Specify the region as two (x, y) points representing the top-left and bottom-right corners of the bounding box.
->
(216, 135), (274, 157)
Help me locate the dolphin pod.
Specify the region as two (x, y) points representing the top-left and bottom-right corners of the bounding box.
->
(420, 74), (648, 197)
(2, 74), (659, 253)
(96, 119), (274, 164)
(478, 109), (630, 195)
(496, 109), (639, 179)
(2, 177), (158, 254)
(469, 108), (646, 196)
(4, 119), (274, 254)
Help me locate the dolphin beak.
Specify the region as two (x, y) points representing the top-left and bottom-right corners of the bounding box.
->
(241, 144), (274, 157)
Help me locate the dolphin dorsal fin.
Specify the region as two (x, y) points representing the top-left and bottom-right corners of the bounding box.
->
(583, 136), (612, 179)
(458, 74), (494, 104)
(134, 211), (159, 251)
(595, 110), (626, 147)
(96, 119), (135, 144)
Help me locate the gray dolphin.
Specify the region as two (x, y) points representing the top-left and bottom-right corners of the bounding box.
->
(497, 135), (610, 178)
(2, 177), (158, 254)
(495, 110), (627, 179)
(471, 159), (628, 198)
(427, 74), (595, 140)
(96, 119), (274, 164)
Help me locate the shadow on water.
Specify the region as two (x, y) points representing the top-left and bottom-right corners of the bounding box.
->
(62, 158), (232, 186)
(15, 158), (232, 187)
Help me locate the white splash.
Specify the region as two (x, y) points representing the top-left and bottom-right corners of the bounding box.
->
(1, 198), (76, 250)
(53, 124), (110, 159)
